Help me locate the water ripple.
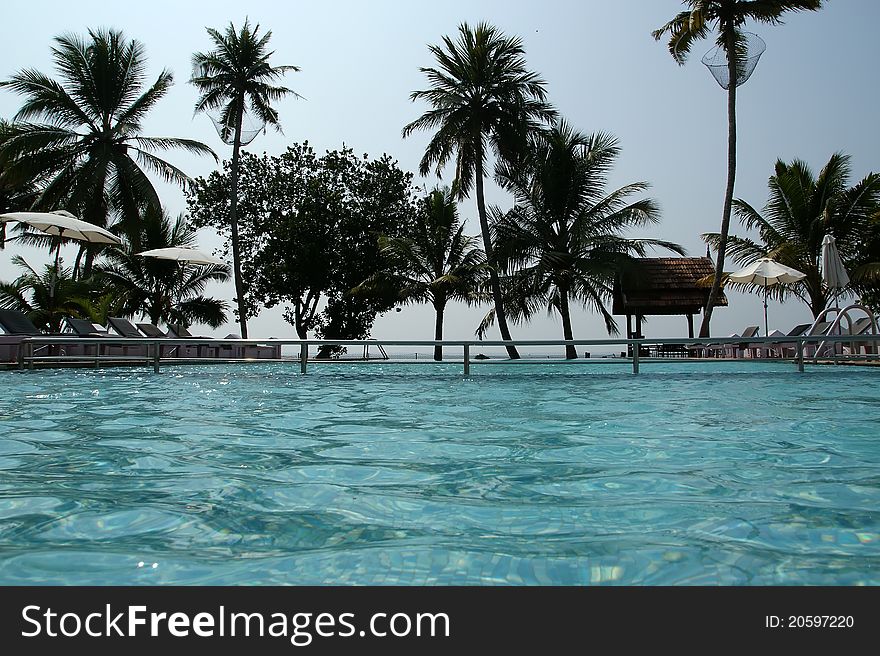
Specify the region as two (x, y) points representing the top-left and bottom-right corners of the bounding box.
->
(0, 362), (878, 584)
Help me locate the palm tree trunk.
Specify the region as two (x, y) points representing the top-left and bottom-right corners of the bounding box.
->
(73, 244), (85, 280)
(229, 102), (249, 338)
(83, 247), (96, 278)
(700, 31), (738, 339)
(559, 290), (577, 360)
(474, 141), (520, 359)
(433, 300), (445, 361)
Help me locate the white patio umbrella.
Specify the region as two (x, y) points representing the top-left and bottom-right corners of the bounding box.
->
(136, 247), (224, 266)
(727, 258), (806, 337)
(0, 210), (122, 299)
(820, 234), (849, 309)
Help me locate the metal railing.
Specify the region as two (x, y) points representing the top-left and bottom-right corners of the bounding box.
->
(4, 333), (879, 374)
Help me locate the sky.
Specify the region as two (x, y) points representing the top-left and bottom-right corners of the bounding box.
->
(2, 0), (878, 351)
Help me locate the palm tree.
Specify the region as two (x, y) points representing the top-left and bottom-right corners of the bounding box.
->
(0, 256), (96, 332)
(0, 120), (38, 216)
(190, 19), (301, 338)
(403, 22), (556, 359)
(704, 153), (880, 317)
(357, 187), (487, 361)
(490, 121), (685, 359)
(653, 1), (823, 337)
(0, 28), (216, 271)
(97, 208), (230, 328)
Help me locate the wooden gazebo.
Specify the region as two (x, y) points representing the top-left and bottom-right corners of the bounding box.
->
(612, 257), (728, 339)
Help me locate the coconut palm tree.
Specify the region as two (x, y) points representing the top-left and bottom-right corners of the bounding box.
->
(97, 207), (230, 328)
(190, 19), (301, 338)
(356, 187), (487, 361)
(704, 153), (880, 317)
(403, 22), (556, 359)
(0, 29), (216, 271)
(0, 256), (97, 332)
(653, 1), (823, 337)
(0, 120), (38, 216)
(490, 121), (685, 359)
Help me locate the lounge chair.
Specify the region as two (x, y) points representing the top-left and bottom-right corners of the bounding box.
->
(106, 316), (144, 338)
(227, 333), (282, 360)
(767, 323), (811, 358)
(169, 325), (279, 359)
(134, 322), (196, 358)
(65, 317), (110, 337)
(802, 321), (833, 358)
(734, 326), (760, 358)
(843, 316), (879, 356)
(166, 324), (220, 358)
(0, 309), (82, 361)
(66, 317), (150, 358)
(701, 326), (758, 358)
(136, 322), (166, 338)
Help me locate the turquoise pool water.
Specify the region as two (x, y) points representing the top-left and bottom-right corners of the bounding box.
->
(0, 362), (878, 585)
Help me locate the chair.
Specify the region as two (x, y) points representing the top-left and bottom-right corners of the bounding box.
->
(0, 309), (81, 361)
(166, 324), (219, 359)
(843, 316), (879, 356)
(66, 317), (150, 358)
(106, 317), (145, 338)
(735, 326), (760, 358)
(768, 323), (812, 358)
(221, 332), (282, 359)
(802, 321), (833, 358)
(65, 317), (110, 336)
(136, 322), (166, 337)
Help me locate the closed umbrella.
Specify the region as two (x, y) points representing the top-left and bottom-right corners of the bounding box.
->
(820, 235), (849, 309)
(136, 247), (224, 266)
(0, 210), (122, 299)
(727, 258), (806, 337)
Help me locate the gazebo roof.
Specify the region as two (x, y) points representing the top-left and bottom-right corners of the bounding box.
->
(612, 257), (728, 316)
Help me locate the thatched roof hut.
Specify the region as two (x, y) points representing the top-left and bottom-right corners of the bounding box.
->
(612, 257), (728, 338)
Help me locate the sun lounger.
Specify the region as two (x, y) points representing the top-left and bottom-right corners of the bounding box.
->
(106, 317), (144, 338)
(64, 317), (110, 337)
(802, 321), (833, 358)
(66, 317), (150, 358)
(0, 309), (82, 361)
(765, 323), (811, 358)
(843, 316), (879, 356)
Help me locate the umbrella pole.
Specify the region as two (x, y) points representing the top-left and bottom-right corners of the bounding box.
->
(51, 229), (64, 304)
(764, 281), (769, 337)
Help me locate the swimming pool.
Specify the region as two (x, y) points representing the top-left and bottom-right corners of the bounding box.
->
(0, 362), (877, 585)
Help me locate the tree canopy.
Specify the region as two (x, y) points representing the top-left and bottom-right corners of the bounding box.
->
(186, 142), (418, 347)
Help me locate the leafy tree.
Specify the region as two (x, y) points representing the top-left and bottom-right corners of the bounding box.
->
(852, 212), (880, 310)
(0, 256), (96, 332)
(653, 0), (823, 336)
(97, 207), (230, 328)
(705, 153), (880, 317)
(404, 22), (556, 358)
(186, 142), (418, 348)
(356, 187), (487, 361)
(0, 28), (216, 272)
(191, 19), (301, 338)
(490, 121), (685, 359)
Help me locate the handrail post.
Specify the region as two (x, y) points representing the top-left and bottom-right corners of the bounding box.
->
(632, 341), (640, 375)
(796, 340), (804, 373)
(28, 342), (34, 370)
(153, 342), (160, 373)
(300, 343), (308, 374)
(463, 343), (470, 376)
